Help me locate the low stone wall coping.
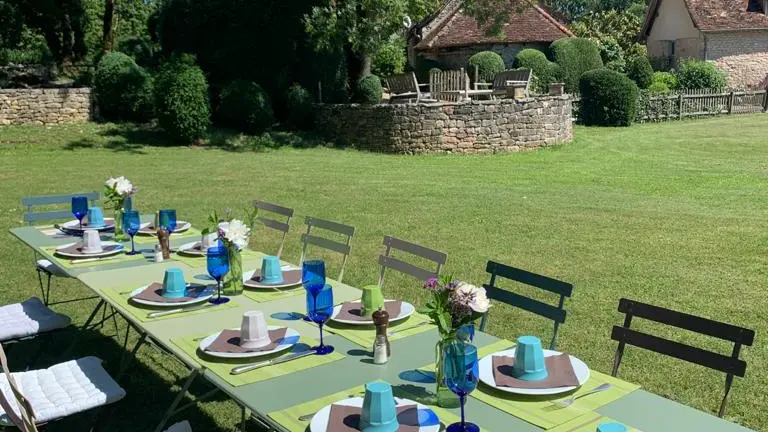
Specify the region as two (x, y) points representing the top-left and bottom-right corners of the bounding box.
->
(0, 87), (92, 126)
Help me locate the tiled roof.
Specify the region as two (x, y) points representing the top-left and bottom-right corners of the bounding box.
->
(684, 0), (768, 30)
(415, 4), (573, 50)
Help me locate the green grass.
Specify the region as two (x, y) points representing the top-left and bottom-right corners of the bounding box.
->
(0, 116), (766, 431)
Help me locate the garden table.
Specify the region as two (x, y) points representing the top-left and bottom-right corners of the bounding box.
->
(9, 225), (757, 432)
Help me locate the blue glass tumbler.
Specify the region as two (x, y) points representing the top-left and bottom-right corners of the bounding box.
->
(207, 246), (230, 305)
(158, 209), (177, 235)
(71, 196), (88, 229)
(444, 342), (480, 432)
(306, 283), (334, 355)
(122, 210), (141, 255)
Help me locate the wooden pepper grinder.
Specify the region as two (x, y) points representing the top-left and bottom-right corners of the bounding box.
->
(157, 228), (170, 260)
(372, 307), (391, 362)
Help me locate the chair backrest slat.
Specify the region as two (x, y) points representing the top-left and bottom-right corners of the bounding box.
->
(23, 210), (76, 223)
(22, 191), (100, 226)
(387, 73), (419, 95)
(486, 261), (572, 296)
(257, 216), (290, 233)
(300, 216), (355, 282)
(252, 200), (294, 257)
(378, 255), (437, 282)
(302, 233), (350, 255)
(383, 235), (447, 265)
(305, 216), (355, 236)
(483, 284), (567, 323)
(377, 236), (447, 289)
(254, 200), (294, 217)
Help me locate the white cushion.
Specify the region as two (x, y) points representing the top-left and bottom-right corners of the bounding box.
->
(0, 357), (126, 424)
(0, 297), (71, 342)
(35, 259), (68, 277)
(165, 420), (192, 432)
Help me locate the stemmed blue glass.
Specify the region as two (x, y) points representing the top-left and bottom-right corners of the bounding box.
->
(158, 209), (177, 235)
(444, 342), (480, 432)
(207, 246), (230, 305)
(305, 283), (334, 355)
(71, 196), (88, 229)
(301, 260), (326, 321)
(122, 210), (141, 255)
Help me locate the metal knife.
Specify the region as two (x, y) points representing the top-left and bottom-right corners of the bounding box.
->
(71, 255), (122, 265)
(230, 350), (315, 375)
(146, 303), (216, 318)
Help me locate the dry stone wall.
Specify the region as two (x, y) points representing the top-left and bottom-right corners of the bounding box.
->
(0, 88), (91, 125)
(315, 96), (572, 154)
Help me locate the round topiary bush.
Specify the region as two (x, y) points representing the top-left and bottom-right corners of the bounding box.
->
(550, 37), (603, 93)
(652, 71), (677, 90)
(578, 68), (639, 126)
(513, 49), (561, 94)
(285, 83), (313, 130)
(154, 56), (210, 142)
(217, 80), (274, 134)
(467, 51), (505, 83)
(626, 56), (653, 89)
(675, 59), (727, 89)
(356, 75), (382, 104)
(94, 51), (154, 121)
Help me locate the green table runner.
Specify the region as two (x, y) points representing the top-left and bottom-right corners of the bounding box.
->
(41, 245), (148, 269)
(243, 286), (305, 303)
(325, 312), (434, 349)
(171, 334), (344, 387)
(467, 340), (641, 430)
(133, 227), (203, 245)
(549, 412), (641, 432)
(268, 384), (487, 432)
(100, 285), (240, 323)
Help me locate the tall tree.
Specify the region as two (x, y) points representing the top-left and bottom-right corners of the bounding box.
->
(102, 0), (115, 50)
(12, 0), (87, 65)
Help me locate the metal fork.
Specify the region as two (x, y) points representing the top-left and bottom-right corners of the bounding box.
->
(553, 383), (612, 408)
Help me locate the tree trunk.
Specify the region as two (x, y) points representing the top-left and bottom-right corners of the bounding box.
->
(103, 0), (115, 51)
(360, 55), (372, 79)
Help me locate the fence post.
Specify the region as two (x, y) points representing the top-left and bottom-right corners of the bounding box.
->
(678, 93), (684, 119)
(474, 64), (479, 91)
(728, 90), (734, 114)
(764, 87), (768, 112)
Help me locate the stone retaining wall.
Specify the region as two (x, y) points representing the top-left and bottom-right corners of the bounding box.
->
(315, 96), (572, 154)
(0, 88), (91, 125)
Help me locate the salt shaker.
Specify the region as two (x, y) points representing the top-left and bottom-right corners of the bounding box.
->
(154, 244), (164, 262)
(372, 307), (391, 364)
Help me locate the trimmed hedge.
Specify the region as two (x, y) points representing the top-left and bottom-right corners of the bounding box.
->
(356, 75), (382, 104)
(578, 68), (638, 126)
(513, 49), (560, 94)
(154, 56), (210, 142)
(626, 56), (653, 89)
(675, 59), (726, 90)
(218, 80), (274, 134)
(550, 37), (603, 93)
(93, 52), (154, 121)
(285, 83), (313, 130)
(467, 51), (505, 83)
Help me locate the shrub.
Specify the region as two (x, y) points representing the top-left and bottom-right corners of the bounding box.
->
(626, 56), (653, 89)
(648, 81), (670, 94)
(579, 68), (638, 126)
(652, 71), (677, 90)
(117, 36), (155, 68)
(154, 56), (210, 142)
(285, 83), (313, 130)
(372, 35), (406, 78)
(217, 80), (274, 134)
(596, 37), (625, 73)
(467, 51), (505, 83)
(513, 49), (561, 93)
(550, 37), (603, 93)
(675, 59), (727, 89)
(356, 75), (382, 104)
(93, 52), (154, 122)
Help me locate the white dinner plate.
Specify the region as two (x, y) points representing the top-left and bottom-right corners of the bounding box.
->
(330, 300), (415, 325)
(198, 326), (300, 359)
(478, 348), (590, 395)
(54, 241), (124, 258)
(128, 284), (214, 307)
(137, 221), (192, 235)
(177, 241), (206, 256)
(310, 397), (441, 432)
(61, 218), (115, 232)
(243, 267), (303, 290)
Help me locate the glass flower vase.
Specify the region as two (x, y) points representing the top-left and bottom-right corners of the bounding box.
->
(435, 335), (461, 408)
(113, 208), (128, 242)
(223, 246), (243, 296)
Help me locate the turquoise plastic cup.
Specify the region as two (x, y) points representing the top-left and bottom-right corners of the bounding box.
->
(597, 422), (628, 432)
(512, 335), (549, 381)
(162, 268), (187, 299)
(87, 207), (105, 227)
(360, 382), (399, 432)
(261, 256), (284, 284)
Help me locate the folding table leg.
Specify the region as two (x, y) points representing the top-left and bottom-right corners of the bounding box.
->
(153, 368), (202, 432)
(117, 329), (148, 380)
(62, 299), (106, 359)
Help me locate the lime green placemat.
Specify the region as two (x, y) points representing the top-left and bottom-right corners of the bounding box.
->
(133, 227), (202, 245)
(464, 340), (641, 430)
(243, 285), (305, 303)
(549, 412), (641, 432)
(100, 285), (240, 323)
(171, 333), (344, 387)
(268, 383), (488, 432)
(325, 312), (434, 349)
(41, 245), (148, 269)
(170, 248), (263, 268)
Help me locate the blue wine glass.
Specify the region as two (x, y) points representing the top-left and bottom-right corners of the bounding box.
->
(71, 196), (88, 229)
(158, 209), (177, 235)
(207, 246), (230, 305)
(122, 210), (141, 255)
(444, 342), (480, 432)
(306, 283), (334, 355)
(301, 260), (326, 321)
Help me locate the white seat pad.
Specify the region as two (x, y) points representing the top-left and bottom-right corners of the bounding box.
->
(0, 357), (126, 424)
(0, 297), (71, 342)
(35, 259), (68, 277)
(165, 420), (192, 432)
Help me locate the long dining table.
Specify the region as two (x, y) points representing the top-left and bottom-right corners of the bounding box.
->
(8, 224), (756, 432)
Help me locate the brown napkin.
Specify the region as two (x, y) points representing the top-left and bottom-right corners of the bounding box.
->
(491, 354), (579, 389)
(245, 269), (302, 287)
(139, 221), (187, 234)
(132, 282), (210, 303)
(56, 243), (123, 256)
(204, 328), (289, 353)
(334, 301), (403, 322)
(326, 404), (420, 432)
(80, 217), (115, 228)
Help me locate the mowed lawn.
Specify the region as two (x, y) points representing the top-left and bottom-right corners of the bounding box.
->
(0, 115), (766, 431)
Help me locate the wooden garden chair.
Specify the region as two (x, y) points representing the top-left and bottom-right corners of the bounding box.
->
(611, 298), (755, 417)
(299, 216), (355, 283)
(386, 72), (422, 103)
(479, 260), (573, 350)
(252, 200), (294, 258)
(491, 69), (532, 98)
(375, 236), (447, 289)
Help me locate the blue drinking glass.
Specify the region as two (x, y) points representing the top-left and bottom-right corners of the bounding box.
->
(207, 246), (230, 304)
(444, 342), (480, 432)
(71, 196), (88, 229)
(158, 209), (177, 235)
(306, 283), (334, 355)
(122, 210), (141, 255)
